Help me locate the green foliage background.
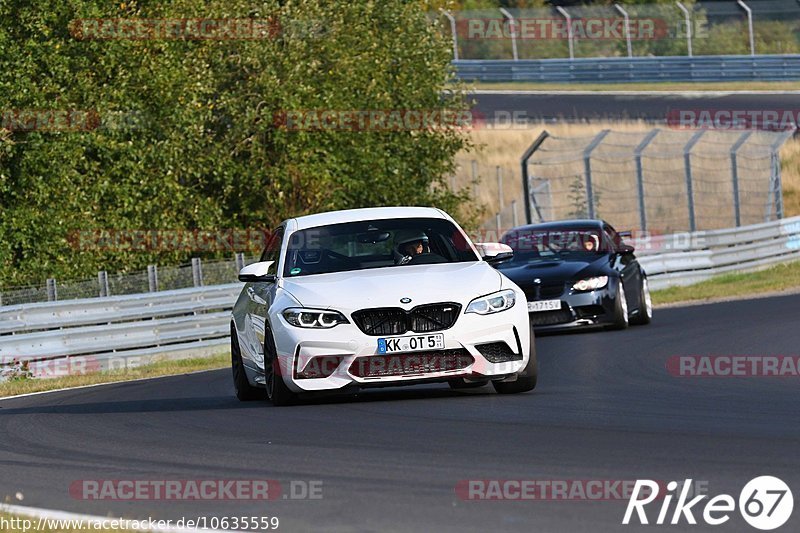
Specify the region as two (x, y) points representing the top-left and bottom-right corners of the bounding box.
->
(0, 0), (475, 287)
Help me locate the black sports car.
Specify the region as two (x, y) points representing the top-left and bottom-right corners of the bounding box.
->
(495, 219), (652, 332)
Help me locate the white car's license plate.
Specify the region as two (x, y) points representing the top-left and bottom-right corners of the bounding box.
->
(528, 299), (562, 312)
(378, 333), (444, 354)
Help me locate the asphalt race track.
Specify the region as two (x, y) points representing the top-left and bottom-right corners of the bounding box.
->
(1, 293), (799, 532)
(471, 91), (800, 123)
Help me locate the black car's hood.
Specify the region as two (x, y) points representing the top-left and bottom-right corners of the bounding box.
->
(497, 254), (612, 285)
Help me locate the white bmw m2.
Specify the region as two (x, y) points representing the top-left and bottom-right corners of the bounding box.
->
(230, 207), (536, 405)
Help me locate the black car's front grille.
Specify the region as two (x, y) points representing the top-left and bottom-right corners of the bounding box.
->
(522, 282), (565, 301)
(352, 303), (461, 336)
(475, 342), (521, 363)
(529, 308), (573, 326)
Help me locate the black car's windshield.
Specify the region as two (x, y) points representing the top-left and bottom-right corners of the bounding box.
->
(283, 217), (479, 277)
(499, 228), (606, 265)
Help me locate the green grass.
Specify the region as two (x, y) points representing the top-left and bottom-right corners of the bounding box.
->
(468, 81), (800, 92)
(652, 260), (800, 306)
(0, 352), (229, 398)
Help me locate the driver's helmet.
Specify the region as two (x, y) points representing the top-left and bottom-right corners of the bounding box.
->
(393, 229), (429, 264)
(584, 233), (600, 251)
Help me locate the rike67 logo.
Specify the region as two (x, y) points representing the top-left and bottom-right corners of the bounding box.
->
(623, 477), (793, 530)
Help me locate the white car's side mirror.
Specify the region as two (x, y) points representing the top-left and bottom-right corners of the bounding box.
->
(475, 243), (514, 264)
(238, 261), (276, 283)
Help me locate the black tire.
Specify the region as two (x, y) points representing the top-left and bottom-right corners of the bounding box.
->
(492, 328), (538, 394)
(609, 280), (630, 330)
(448, 378), (488, 390)
(231, 323), (263, 401)
(264, 324), (298, 407)
(629, 276), (653, 326)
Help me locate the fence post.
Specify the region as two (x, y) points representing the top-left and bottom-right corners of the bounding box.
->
(499, 8), (519, 61)
(46, 278), (57, 301)
(98, 271), (109, 297)
(676, 2), (693, 57)
(634, 129), (660, 231)
(556, 7), (574, 60)
(235, 252), (246, 273)
(683, 130), (705, 232)
(191, 257), (204, 287)
(0, 293), (3, 307)
(730, 131), (753, 227)
(496, 212), (502, 236)
(471, 160), (479, 199)
(147, 265), (159, 292)
(583, 130), (611, 219)
(737, 1), (755, 56)
(496, 166), (504, 210)
(520, 131), (550, 224)
(441, 10), (459, 61)
(614, 4), (633, 58)
(511, 200), (519, 227)
(769, 130), (795, 220)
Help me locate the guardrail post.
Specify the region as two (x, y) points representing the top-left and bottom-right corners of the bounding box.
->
(634, 129), (660, 231)
(676, 2), (693, 57)
(496, 166), (504, 210)
(583, 130), (611, 220)
(0, 293), (3, 307)
(46, 278), (57, 301)
(556, 7), (574, 60)
(147, 265), (159, 292)
(730, 131), (753, 227)
(511, 200), (519, 227)
(496, 213), (502, 235)
(683, 130), (705, 232)
(235, 253), (246, 273)
(499, 8), (519, 61)
(520, 131), (550, 224)
(441, 10), (459, 61)
(191, 257), (204, 287)
(614, 4), (633, 58)
(98, 270), (109, 297)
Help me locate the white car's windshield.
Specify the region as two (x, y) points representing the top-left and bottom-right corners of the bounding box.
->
(284, 217), (479, 277)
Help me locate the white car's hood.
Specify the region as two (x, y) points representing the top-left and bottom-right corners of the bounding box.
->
(281, 261), (503, 313)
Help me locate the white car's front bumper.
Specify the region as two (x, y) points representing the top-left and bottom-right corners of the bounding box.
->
(270, 304), (530, 393)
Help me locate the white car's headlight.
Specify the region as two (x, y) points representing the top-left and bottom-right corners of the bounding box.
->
(465, 289), (516, 315)
(282, 308), (349, 328)
(572, 276), (609, 292)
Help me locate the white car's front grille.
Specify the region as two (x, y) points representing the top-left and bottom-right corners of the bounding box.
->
(351, 303), (461, 336)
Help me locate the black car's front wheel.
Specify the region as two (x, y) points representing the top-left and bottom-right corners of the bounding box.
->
(629, 277), (653, 326)
(609, 281), (630, 330)
(493, 327), (538, 394)
(231, 323), (263, 401)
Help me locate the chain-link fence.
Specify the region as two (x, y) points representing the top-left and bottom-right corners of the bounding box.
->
(438, 1), (800, 60)
(455, 128), (794, 237)
(0, 254), (258, 307)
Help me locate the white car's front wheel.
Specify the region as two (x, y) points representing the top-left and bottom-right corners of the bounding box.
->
(264, 323), (299, 407)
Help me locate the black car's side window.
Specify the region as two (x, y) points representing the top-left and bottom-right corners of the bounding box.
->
(259, 227), (284, 273)
(603, 225), (623, 251)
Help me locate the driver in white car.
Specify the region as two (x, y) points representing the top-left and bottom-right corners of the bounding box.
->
(393, 230), (430, 265)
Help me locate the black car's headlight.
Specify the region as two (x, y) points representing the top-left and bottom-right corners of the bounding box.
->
(571, 276), (609, 292)
(282, 308), (349, 328)
(465, 289), (516, 315)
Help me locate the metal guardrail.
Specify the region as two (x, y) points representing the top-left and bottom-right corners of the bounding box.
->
(0, 284), (239, 378)
(453, 55), (800, 83)
(2, 217), (799, 378)
(637, 216), (800, 290)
